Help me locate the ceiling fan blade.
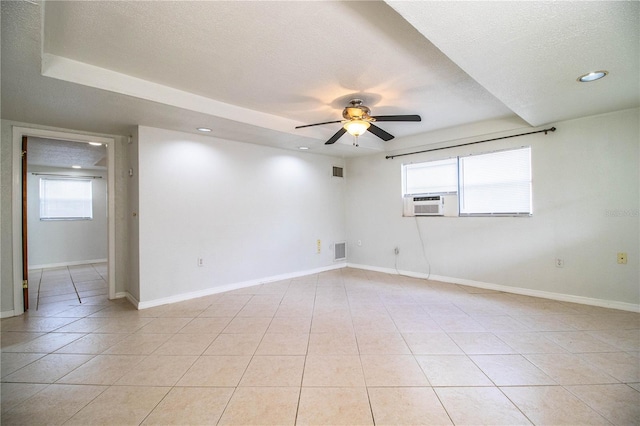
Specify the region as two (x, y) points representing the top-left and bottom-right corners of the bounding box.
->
(295, 120), (343, 129)
(371, 114), (421, 122)
(325, 128), (347, 145)
(367, 123), (394, 141)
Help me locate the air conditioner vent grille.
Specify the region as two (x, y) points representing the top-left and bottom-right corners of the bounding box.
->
(332, 166), (344, 178)
(334, 242), (346, 261)
(403, 194), (444, 216)
(415, 204), (441, 214)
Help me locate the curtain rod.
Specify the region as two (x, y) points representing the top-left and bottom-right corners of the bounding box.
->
(385, 127), (556, 160)
(31, 173), (103, 179)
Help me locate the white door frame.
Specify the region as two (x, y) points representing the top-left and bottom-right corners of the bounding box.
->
(12, 126), (116, 314)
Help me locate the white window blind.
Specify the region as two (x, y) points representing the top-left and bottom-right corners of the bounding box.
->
(40, 178), (93, 220)
(458, 147), (531, 215)
(403, 158), (458, 195)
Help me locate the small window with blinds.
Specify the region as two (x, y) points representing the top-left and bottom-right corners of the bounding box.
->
(403, 158), (457, 195)
(39, 178), (93, 220)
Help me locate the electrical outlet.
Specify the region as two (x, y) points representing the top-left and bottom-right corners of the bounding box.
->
(555, 258), (564, 268)
(317, 239), (321, 254)
(617, 252), (627, 264)
(394, 247), (400, 255)
(197, 258), (204, 267)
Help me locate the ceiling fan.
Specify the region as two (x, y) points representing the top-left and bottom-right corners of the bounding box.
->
(295, 99), (421, 146)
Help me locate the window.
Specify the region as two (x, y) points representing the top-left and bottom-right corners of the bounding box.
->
(459, 147), (531, 215)
(403, 158), (457, 195)
(39, 178), (93, 220)
(402, 146), (532, 216)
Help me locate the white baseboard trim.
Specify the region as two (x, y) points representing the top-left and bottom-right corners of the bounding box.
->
(347, 263), (640, 313)
(1, 310), (17, 319)
(29, 259), (108, 270)
(123, 292), (140, 309)
(113, 292), (128, 299)
(135, 263), (347, 310)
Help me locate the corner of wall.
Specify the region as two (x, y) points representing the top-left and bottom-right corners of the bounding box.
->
(126, 127), (141, 302)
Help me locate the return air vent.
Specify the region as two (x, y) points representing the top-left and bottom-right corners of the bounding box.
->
(332, 166), (344, 178)
(334, 242), (346, 261)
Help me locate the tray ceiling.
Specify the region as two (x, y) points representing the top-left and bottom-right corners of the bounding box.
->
(2, 1), (638, 157)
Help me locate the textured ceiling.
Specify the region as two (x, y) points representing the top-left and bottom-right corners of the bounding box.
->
(2, 1), (638, 158)
(27, 137), (107, 171)
(41, 1), (511, 126)
(387, 1), (640, 127)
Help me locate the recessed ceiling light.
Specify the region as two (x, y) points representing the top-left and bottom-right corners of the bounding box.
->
(197, 127), (212, 132)
(72, 165), (82, 169)
(298, 146), (310, 150)
(89, 142), (102, 146)
(577, 70), (608, 82)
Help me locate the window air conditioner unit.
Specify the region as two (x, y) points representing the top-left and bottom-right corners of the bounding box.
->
(403, 195), (444, 216)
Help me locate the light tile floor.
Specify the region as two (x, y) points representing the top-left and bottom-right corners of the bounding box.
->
(26, 263), (109, 311)
(1, 267), (639, 425)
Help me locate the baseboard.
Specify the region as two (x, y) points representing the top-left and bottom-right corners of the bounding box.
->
(347, 263), (640, 313)
(1, 310), (17, 318)
(113, 292), (128, 299)
(124, 292), (140, 309)
(29, 259), (108, 270)
(136, 263), (347, 310)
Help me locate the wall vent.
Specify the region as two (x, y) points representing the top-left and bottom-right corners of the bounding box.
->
(334, 242), (346, 261)
(332, 166), (344, 178)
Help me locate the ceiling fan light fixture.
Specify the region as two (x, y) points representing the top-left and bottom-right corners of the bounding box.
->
(296, 99), (420, 146)
(343, 120), (370, 137)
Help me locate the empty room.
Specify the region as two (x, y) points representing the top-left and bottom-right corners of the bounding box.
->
(1, 1), (638, 425)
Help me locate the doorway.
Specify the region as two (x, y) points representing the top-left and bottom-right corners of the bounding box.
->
(12, 127), (116, 315)
(26, 137), (109, 310)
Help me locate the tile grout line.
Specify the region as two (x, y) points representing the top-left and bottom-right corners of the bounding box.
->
(66, 266), (83, 305)
(293, 273), (318, 425)
(33, 268), (43, 311)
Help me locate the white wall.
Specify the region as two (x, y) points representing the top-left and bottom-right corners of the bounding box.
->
(127, 128), (141, 302)
(135, 126), (346, 305)
(346, 108), (639, 309)
(1, 122), (15, 312)
(27, 166), (108, 268)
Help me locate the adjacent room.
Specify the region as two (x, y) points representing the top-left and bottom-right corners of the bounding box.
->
(1, 1), (638, 425)
(26, 138), (109, 310)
